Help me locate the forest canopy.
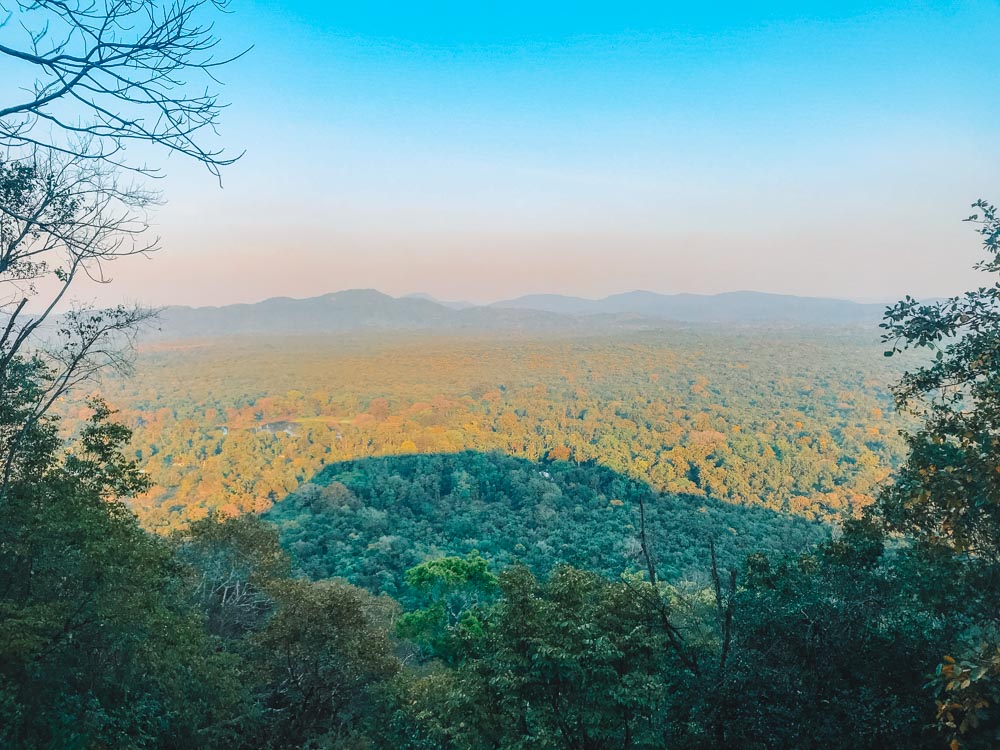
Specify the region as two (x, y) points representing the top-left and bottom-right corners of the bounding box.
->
(82, 327), (909, 530)
(266, 450), (828, 600)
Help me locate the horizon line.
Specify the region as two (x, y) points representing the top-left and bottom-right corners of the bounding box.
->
(154, 286), (921, 311)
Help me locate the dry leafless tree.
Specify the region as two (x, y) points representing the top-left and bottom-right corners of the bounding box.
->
(1, 0), (246, 174)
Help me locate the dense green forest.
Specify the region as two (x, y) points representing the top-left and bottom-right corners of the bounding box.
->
(266, 451), (828, 599)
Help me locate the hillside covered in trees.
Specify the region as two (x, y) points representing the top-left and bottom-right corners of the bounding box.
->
(18, 263), (989, 748)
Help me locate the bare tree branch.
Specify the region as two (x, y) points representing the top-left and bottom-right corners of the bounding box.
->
(0, 0), (248, 175)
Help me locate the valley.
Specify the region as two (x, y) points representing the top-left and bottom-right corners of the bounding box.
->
(85, 311), (910, 561)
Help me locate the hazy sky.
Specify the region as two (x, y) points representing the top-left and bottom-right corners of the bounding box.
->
(61, 1), (1000, 306)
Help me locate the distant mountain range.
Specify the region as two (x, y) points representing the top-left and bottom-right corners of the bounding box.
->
(148, 288), (887, 340)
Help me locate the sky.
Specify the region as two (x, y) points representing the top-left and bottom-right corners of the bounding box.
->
(45, 1), (1000, 306)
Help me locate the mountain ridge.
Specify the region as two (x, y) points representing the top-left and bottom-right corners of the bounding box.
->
(147, 288), (887, 339)
(492, 289), (886, 323)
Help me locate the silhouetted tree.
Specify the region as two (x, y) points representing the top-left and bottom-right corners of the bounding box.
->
(879, 200), (1000, 748)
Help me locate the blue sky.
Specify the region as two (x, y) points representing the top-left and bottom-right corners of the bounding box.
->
(67, 1), (1000, 305)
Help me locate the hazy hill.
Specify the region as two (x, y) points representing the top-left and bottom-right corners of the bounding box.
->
(493, 289), (885, 323)
(404, 292), (476, 310)
(488, 293), (599, 316)
(153, 290), (449, 337)
(147, 288), (885, 340)
(151, 289), (586, 339)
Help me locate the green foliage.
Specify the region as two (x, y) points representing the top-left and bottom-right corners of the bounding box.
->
(398, 552), (498, 657)
(266, 451), (828, 600)
(173, 513), (406, 749)
(0, 356), (62, 489)
(0, 357), (406, 749)
(247, 577), (399, 749)
(934, 641), (1000, 747)
(880, 202), (1000, 556)
(715, 522), (946, 749)
(405, 552), (498, 594)
(381, 525), (959, 750)
(384, 565), (690, 750)
(879, 201), (1000, 748)
(0, 359), (243, 748)
(173, 513), (291, 641)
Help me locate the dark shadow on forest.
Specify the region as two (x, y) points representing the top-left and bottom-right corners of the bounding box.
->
(263, 450), (829, 600)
